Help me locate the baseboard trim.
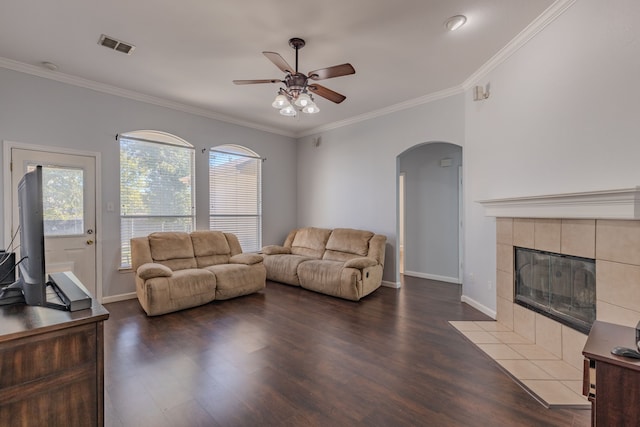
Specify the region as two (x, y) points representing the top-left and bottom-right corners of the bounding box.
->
(101, 292), (137, 304)
(382, 280), (401, 289)
(460, 295), (497, 319)
(404, 271), (462, 285)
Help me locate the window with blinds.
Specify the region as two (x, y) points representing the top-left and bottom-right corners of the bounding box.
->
(119, 131), (195, 268)
(209, 145), (262, 252)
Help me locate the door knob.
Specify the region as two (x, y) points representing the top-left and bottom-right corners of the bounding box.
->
(86, 239), (94, 245)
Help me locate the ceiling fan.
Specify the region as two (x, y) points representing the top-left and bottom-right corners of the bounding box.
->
(233, 37), (355, 116)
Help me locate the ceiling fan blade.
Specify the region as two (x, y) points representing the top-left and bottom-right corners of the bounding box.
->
(308, 63), (355, 81)
(233, 79), (282, 85)
(263, 51), (294, 74)
(307, 84), (347, 104)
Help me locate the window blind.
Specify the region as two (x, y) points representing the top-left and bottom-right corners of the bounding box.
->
(120, 134), (195, 268)
(209, 146), (262, 252)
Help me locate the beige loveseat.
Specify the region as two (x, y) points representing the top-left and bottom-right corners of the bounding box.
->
(131, 231), (266, 316)
(261, 227), (386, 301)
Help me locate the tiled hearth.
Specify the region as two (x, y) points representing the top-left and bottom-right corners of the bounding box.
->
(450, 320), (587, 408)
(457, 215), (640, 408)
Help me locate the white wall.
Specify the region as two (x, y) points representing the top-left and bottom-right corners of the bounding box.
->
(0, 68), (297, 298)
(463, 0), (640, 312)
(296, 95), (465, 283)
(399, 143), (461, 281)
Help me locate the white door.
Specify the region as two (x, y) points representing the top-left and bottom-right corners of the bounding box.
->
(11, 148), (97, 297)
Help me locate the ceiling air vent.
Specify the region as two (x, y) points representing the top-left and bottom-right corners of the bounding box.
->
(98, 34), (135, 55)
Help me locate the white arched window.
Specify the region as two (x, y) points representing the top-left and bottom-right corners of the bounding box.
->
(119, 130), (195, 268)
(209, 145), (262, 252)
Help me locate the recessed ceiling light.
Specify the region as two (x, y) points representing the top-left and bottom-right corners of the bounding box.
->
(445, 15), (467, 31)
(41, 61), (58, 71)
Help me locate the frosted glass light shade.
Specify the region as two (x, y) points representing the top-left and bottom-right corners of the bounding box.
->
(280, 105), (297, 116)
(272, 94), (290, 109)
(302, 102), (320, 114)
(294, 93), (312, 107)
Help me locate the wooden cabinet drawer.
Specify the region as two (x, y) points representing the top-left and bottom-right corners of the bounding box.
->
(0, 323), (96, 389)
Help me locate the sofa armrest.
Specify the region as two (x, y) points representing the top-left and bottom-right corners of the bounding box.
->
(137, 263), (173, 280)
(261, 245), (291, 255)
(344, 257), (379, 269)
(230, 253), (264, 265)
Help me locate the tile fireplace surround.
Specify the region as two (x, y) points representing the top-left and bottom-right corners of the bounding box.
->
(464, 188), (640, 407)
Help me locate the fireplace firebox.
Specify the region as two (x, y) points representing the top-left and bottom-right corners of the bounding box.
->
(514, 247), (595, 334)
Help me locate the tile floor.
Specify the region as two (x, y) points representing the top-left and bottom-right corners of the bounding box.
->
(449, 320), (589, 409)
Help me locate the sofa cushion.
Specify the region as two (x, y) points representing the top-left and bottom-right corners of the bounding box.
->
(297, 259), (362, 301)
(290, 227), (332, 258)
(205, 263), (266, 300)
(191, 231), (231, 267)
(323, 228), (374, 262)
(167, 269), (217, 299)
(230, 253), (263, 265)
(224, 233), (244, 256)
(130, 236), (153, 271)
(148, 232), (196, 270)
(262, 254), (312, 286)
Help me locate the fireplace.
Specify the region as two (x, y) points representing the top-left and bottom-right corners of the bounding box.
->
(476, 188), (640, 382)
(515, 247), (596, 334)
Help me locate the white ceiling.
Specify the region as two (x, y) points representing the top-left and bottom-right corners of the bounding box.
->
(0, 0), (556, 137)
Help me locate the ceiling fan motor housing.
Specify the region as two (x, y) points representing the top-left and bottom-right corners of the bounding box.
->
(288, 37), (306, 50)
(285, 73), (307, 91)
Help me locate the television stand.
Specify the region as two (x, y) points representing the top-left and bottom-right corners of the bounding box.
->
(0, 298), (109, 426)
(583, 321), (640, 426)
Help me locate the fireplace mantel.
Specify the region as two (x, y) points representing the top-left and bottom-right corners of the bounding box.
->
(478, 187), (640, 219)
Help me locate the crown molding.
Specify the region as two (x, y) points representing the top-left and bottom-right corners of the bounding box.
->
(478, 188), (640, 219)
(462, 0), (577, 89)
(0, 57), (296, 138)
(0, 0), (576, 140)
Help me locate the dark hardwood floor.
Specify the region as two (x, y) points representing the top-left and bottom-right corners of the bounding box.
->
(103, 276), (591, 426)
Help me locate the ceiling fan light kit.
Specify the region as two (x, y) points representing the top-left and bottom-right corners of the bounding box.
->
(233, 37), (355, 117)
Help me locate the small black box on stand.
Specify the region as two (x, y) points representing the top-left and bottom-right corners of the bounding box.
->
(0, 251), (16, 286)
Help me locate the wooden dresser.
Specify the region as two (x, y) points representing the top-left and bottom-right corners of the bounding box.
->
(0, 300), (109, 426)
(583, 320), (640, 426)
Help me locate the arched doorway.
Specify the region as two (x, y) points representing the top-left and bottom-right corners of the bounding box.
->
(397, 142), (462, 285)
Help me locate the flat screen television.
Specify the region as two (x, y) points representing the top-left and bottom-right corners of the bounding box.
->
(0, 165), (47, 306)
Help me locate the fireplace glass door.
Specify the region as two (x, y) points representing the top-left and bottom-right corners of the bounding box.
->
(515, 247), (595, 334)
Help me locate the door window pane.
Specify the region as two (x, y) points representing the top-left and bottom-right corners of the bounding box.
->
(35, 166), (84, 236)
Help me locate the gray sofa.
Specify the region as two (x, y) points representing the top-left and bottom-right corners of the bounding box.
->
(261, 227), (386, 301)
(130, 231), (266, 316)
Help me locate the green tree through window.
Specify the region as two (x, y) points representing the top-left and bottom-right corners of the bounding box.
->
(119, 131), (195, 268)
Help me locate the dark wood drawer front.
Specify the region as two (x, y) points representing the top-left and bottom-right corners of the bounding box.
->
(0, 323), (96, 388)
(0, 371), (96, 426)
